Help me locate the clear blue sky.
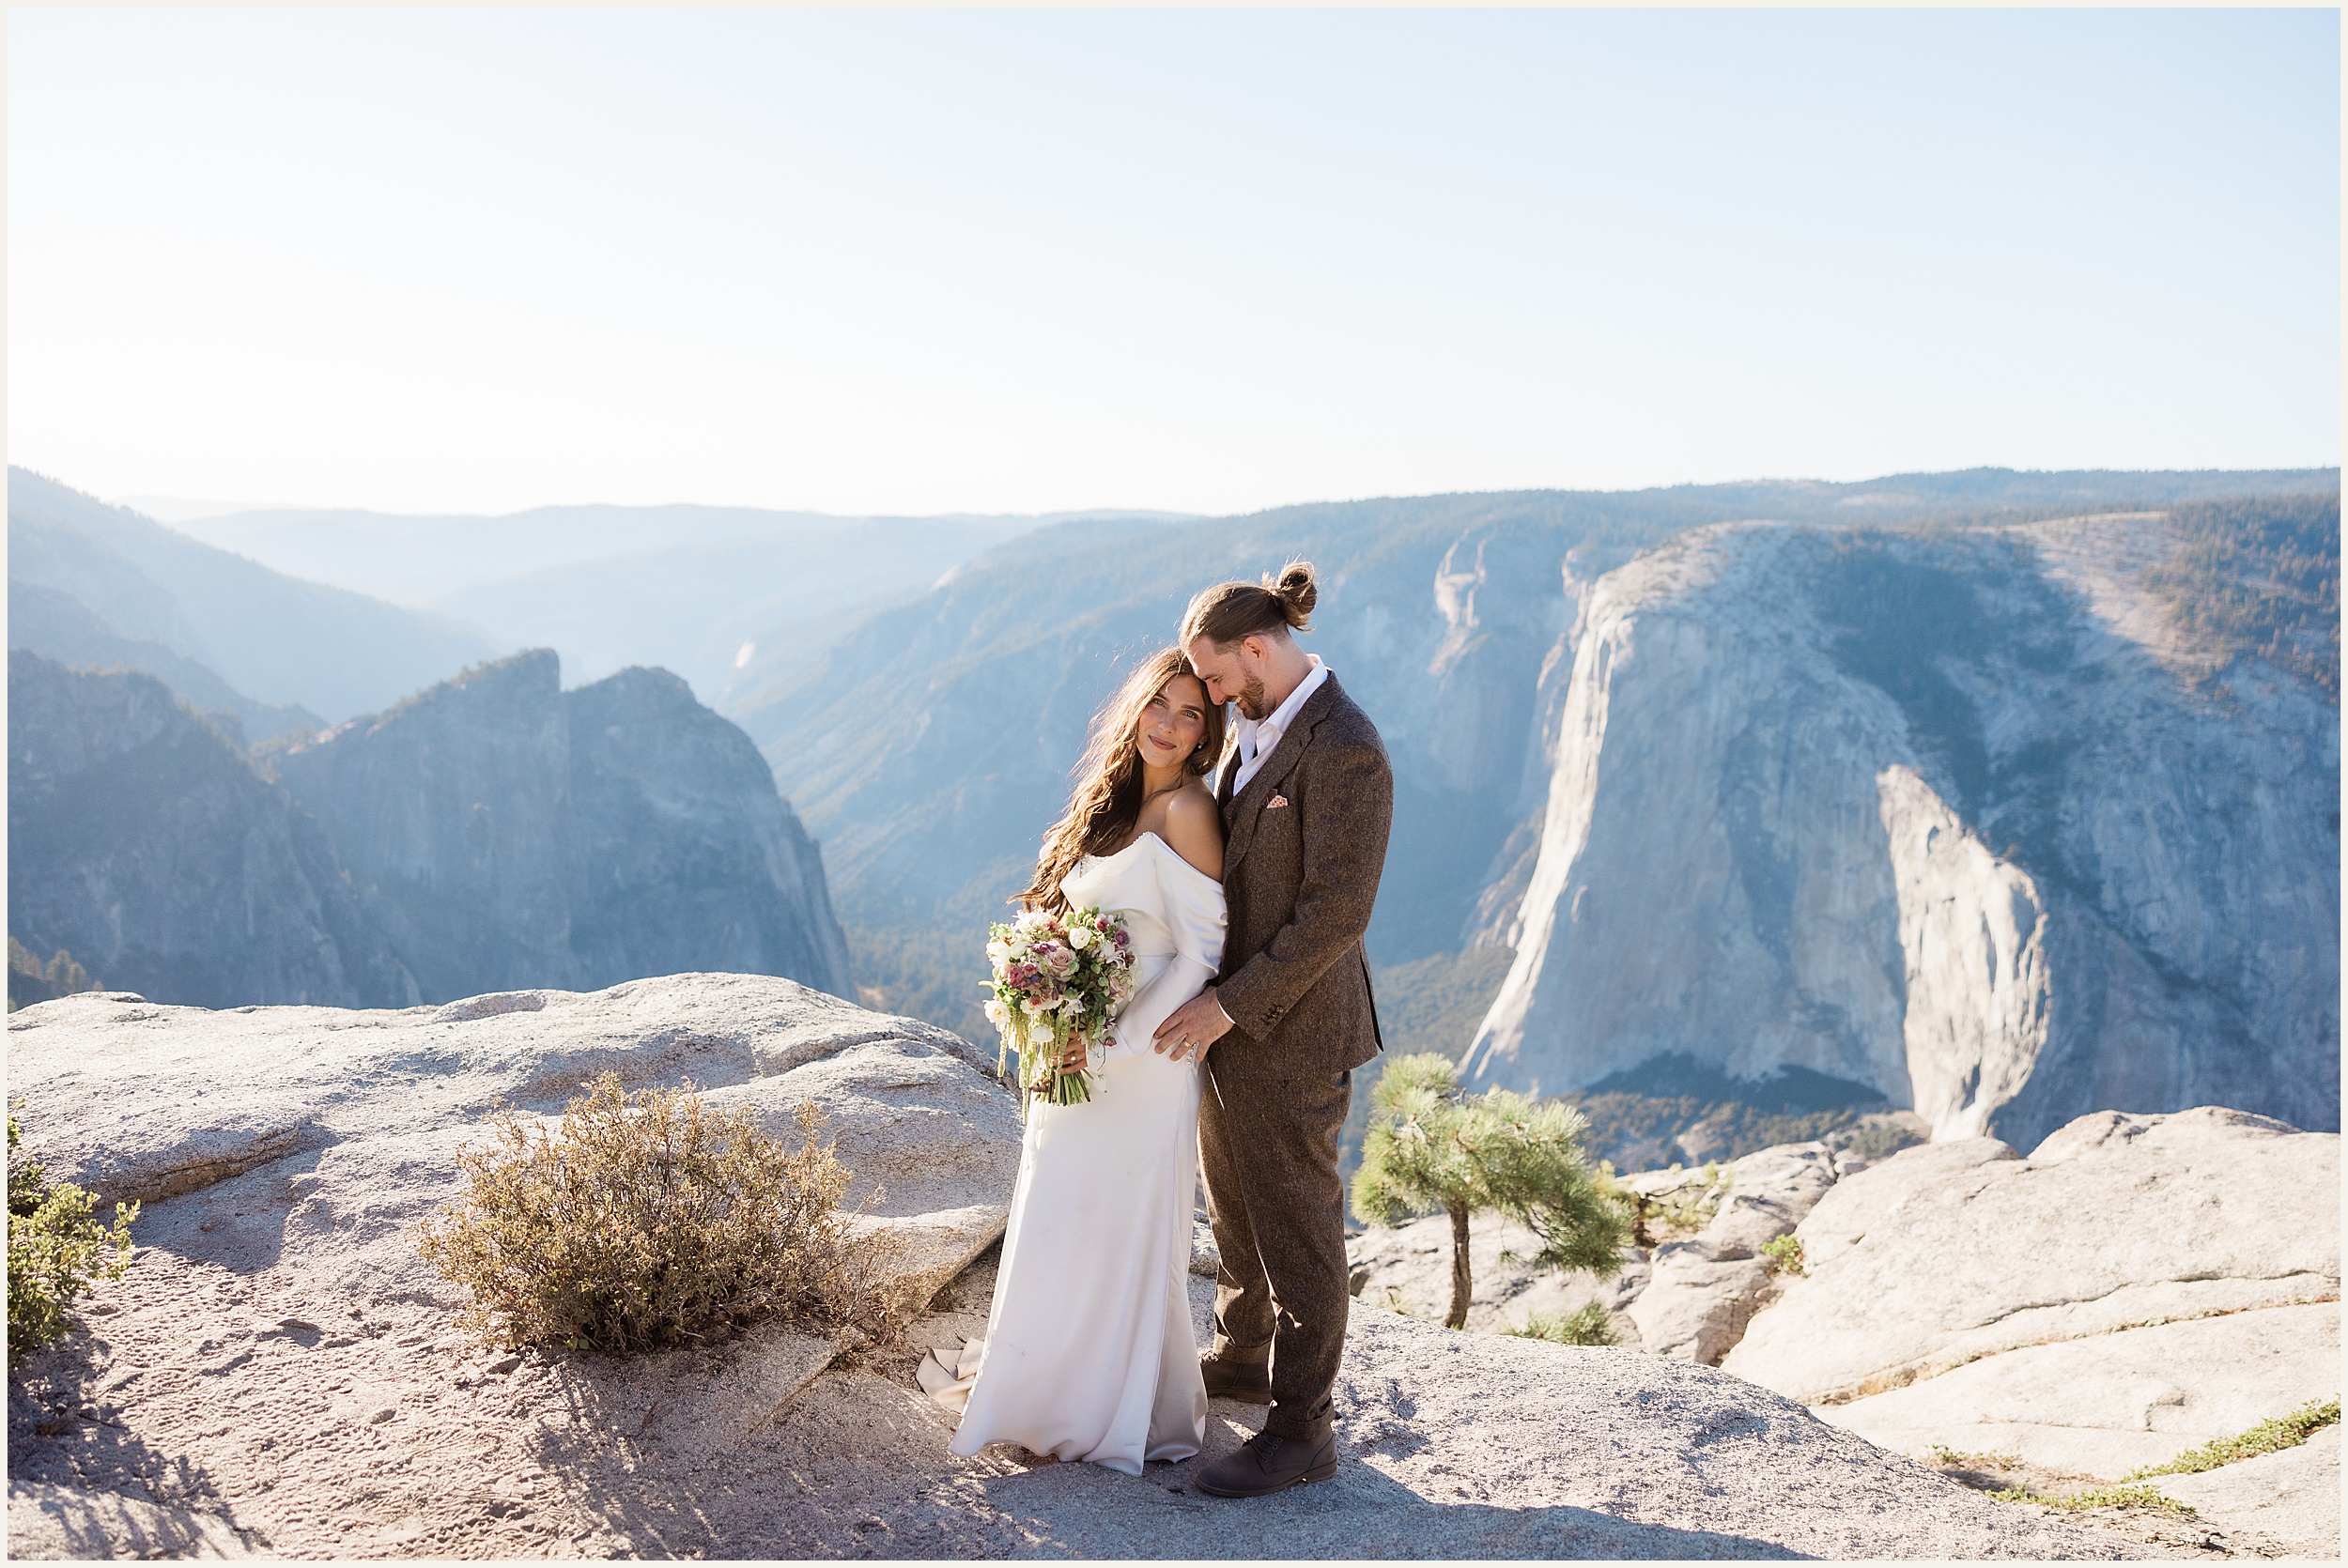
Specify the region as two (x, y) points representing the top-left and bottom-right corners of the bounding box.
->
(9, 8), (2339, 517)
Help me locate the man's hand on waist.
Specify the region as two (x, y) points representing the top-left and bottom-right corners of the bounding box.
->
(1151, 988), (1233, 1065)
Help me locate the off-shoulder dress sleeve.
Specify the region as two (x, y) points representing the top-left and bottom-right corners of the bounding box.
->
(1156, 846), (1228, 975)
(1102, 845), (1227, 1062)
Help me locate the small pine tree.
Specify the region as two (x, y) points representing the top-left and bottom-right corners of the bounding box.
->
(1351, 1054), (1632, 1330)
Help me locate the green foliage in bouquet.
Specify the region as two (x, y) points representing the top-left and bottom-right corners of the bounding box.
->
(8, 1099), (138, 1369)
(417, 1074), (899, 1354)
(1352, 1053), (1632, 1330)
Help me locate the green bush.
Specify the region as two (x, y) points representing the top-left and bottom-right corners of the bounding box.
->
(8, 1101), (138, 1369)
(1508, 1301), (1619, 1346)
(1987, 1483), (2195, 1517)
(418, 1074), (900, 1354)
(1761, 1235), (1807, 1275)
(2127, 1397), (2340, 1479)
(1641, 1162), (1731, 1238)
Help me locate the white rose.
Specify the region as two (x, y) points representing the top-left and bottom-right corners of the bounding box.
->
(1022, 997), (1045, 1017)
(983, 999), (1008, 1025)
(986, 940), (1012, 964)
(1066, 925), (1093, 951)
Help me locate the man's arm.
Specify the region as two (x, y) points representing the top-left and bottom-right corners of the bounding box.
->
(1213, 730), (1393, 1039)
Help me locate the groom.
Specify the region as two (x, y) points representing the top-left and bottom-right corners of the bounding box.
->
(1151, 561), (1393, 1499)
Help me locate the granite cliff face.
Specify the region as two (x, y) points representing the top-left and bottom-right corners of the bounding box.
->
(1464, 517), (2340, 1147)
(6, 650), (418, 1008)
(272, 650), (852, 1004)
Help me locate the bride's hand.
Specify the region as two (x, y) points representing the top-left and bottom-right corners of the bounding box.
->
(1058, 1033), (1089, 1071)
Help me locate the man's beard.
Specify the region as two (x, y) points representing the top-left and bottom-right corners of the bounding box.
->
(1235, 673), (1271, 722)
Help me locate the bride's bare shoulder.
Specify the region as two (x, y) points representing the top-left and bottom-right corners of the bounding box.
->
(1159, 784), (1224, 881)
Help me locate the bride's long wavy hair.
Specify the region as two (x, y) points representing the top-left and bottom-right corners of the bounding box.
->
(1018, 647), (1226, 913)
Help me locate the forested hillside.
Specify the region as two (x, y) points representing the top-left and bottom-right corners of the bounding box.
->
(2142, 492), (2340, 696)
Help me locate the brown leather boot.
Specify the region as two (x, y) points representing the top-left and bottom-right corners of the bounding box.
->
(1195, 1428), (1339, 1498)
(1198, 1352), (1273, 1402)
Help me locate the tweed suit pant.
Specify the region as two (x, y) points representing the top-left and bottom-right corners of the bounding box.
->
(1197, 1061), (1352, 1441)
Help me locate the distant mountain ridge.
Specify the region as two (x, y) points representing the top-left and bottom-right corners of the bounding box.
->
(8, 576), (322, 745)
(8, 469), (498, 722)
(172, 500), (1193, 602)
(172, 499), (1193, 702)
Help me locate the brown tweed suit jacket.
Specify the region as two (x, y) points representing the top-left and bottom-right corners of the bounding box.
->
(1210, 673), (1393, 1080)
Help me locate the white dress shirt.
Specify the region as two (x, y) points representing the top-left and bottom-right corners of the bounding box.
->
(1230, 656), (1331, 796)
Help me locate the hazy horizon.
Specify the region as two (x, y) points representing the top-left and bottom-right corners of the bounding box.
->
(103, 490), (1209, 528)
(95, 460), (2348, 534)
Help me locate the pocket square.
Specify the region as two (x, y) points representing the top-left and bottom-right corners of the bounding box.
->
(1266, 794), (1290, 810)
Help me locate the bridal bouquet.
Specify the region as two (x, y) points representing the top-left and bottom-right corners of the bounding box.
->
(982, 906), (1135, 1111)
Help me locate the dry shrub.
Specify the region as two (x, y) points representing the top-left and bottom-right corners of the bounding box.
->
(418, 1073), (902, 1353)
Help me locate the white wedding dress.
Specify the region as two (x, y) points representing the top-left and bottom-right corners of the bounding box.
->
(926, 832), (1228, 1474)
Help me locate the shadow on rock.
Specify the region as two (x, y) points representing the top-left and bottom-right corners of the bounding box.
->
(503, 1319), (858, 1556)
(967, 1415), (1812, 1560)
(7, 1330), (266, 1558)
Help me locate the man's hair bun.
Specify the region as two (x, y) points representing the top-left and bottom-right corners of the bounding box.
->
(1181, 558), (1321, 648)
(1266, 561), (1317, 629)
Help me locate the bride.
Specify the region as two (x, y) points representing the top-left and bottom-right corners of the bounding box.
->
(919, 647), (1229, 1474)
